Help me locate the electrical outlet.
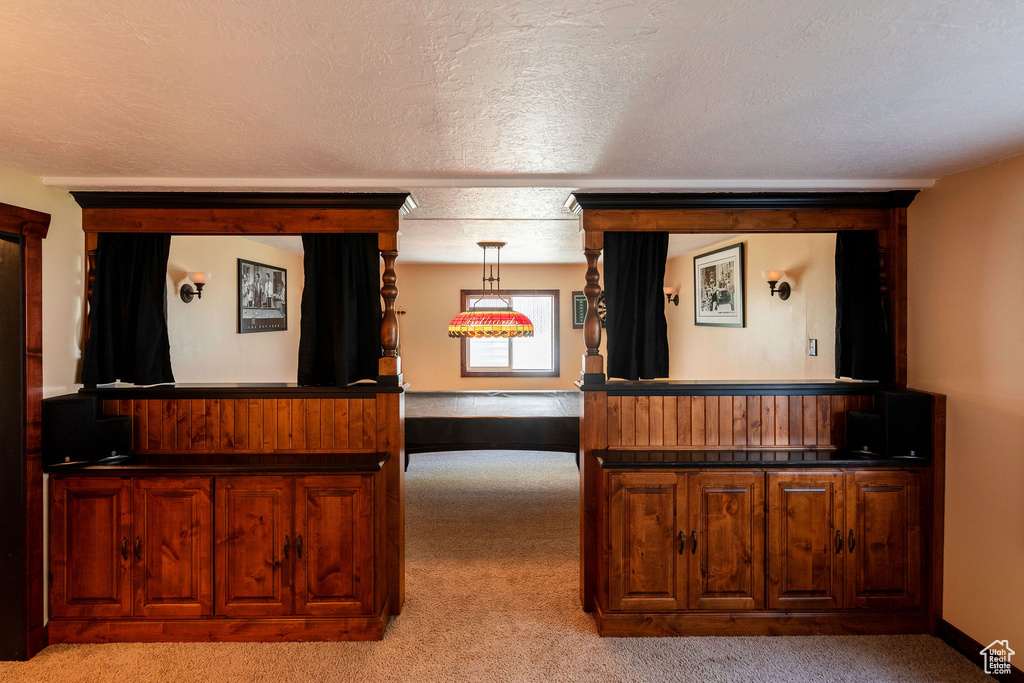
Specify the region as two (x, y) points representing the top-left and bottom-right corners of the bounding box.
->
(808, 339), (817, 356)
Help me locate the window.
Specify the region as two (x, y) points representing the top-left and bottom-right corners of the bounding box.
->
(460, 289), (560, 377)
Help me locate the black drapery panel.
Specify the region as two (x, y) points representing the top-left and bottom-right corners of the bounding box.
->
(298, 233), (381, 386)
(82, 233), (174, 386)
(835, 231), (894, 381)
(604, 231), (670, 381)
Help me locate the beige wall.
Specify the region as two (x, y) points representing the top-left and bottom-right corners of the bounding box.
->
(664, 233), (836, 380)
(167, 236), (303, 383)
(0, 165), (84, 397)
(908, 155), (1024, 649)
(395, 262), (593, 390)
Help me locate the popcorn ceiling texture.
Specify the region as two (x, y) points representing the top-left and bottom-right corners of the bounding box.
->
(1, 0), (1023, 182)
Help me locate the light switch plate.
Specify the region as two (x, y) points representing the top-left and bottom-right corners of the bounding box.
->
(808, 339), (817, 356)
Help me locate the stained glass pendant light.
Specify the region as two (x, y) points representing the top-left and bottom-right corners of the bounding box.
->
(448, 242), (534, 338)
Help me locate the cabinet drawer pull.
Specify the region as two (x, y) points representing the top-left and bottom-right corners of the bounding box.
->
(691, 530), (697, 555)
(284, 535), (290, 560)
(835, 529), (843, 554)
(678, 531), (684, 555)
(120, 537), (129, 561)
(134, 536), (142, 561)
(297, 534), (303, 559)
(848, 530), (856, 553)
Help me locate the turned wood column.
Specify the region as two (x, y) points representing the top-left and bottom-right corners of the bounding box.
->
(378, 232), (402, 384)
(581, 230), (604, 383)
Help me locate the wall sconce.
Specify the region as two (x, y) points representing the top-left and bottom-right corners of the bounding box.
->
(180, 272), (211, 303)
(762, 270), (791, 300)
(663, 286), (679, 306)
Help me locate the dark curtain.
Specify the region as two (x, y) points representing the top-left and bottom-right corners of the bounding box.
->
(835, 231), (894, 381)
(298, 233), (381, 386)
(82, 233), (174, 386)
(604, 231), (670, 380)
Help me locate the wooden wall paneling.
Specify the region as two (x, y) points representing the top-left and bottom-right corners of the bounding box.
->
(606, 396), (621, 447)
(691, 397), (705, 446)
(635, 396), (650, 447)
(176, 399), (191, 450)
(147, 401), (162, 450)
(334, 400), (349, 449)
(190, 400), (207, 450)
(290, 399), (305, 451)
(321, 400), (335, 451)
(787, 396), (802, 446)
(662, 396), (676, 445)
(886, 208), (909, 387)
(276, 399), (290, 450)
(163, 400), (177, 451)
(245, 399), (260, 451)
(762, 397), (776, 446)
(375, 392), (405, 615)
(705, 396), (719, 446)
(718, 397), (733, 446)
(648, 396), (663, 446)
(305, 399), (321, 451)
(362, 399), (377, 449)
(816, 396), (831, 445)
(747, 396), (761, 446)
(261, 399), (276, 451)
(231, 399), (247, 450)
(348, 400), (363, 449)
(676, 396), (691, 446)
(620, 397), (635, 446)
(732, 397), (747, 447)
(802, 396), (817, 446)
(830, 396), (846, 447)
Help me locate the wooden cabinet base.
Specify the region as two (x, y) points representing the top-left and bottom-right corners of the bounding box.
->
(48, 601), (391, 643)
(593, 602), (929, 637)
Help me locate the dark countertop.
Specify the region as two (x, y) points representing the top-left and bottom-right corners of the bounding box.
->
(79, 382), (406, 399)
(406, 391), (579, 418)
(594, 448), (930, 469)
(577, 380), (885, 396)
(45, 451), (390, 475)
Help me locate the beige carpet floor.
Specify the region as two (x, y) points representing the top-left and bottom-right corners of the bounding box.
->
(2, 450), (987, 682)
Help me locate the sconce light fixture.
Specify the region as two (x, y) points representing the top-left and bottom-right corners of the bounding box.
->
(663, 285), (679, 306)
(180, 272), (212, 303)
(761, 270), (791, 300)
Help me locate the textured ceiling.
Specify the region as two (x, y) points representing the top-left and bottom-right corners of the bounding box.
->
(3, 0), (1024, 261)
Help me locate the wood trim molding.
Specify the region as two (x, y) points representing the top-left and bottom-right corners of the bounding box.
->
(0, 201), (51, 239)
(71, 191), (412, 211)
(571, 191), (919, 211)
(937, 619), (1024, 683)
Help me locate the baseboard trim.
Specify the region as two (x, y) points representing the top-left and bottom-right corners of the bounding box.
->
(48, 606), (391, 644)
(937, 619), (1024, 683)
(593, 602), (930, 637)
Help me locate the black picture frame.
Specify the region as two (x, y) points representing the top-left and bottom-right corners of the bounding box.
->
(693, 242), (745, 328)
(238, 258), (288, 333)
(572, 291), (587, 329)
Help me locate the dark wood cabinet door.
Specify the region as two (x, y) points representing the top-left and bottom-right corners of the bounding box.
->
(132, 477), (213, 617)
(215, 476), (294, 617)
(50, 477), (132, 618)
(607, 472), (687, 611)
(767, 472), (844, 610)
(845, 471), (921, 610)
(688, 472), (765, 610)
(294, 475), (375, 616)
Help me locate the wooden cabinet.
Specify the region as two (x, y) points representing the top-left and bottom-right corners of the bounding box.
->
(50, 477), (132, 618)
(50, 476), (212, 619)
(51, 469), (387, 642)
(845, 471), (921, 610)
(599, 467), (926, 635)
(607, 472), (686, 612)
(215, 476), (293, 617)
(688, 472), (764, 610)
(767, 472), (845, 610)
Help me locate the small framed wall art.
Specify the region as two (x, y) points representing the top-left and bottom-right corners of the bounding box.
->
(693, 243), (745, 327)
(572, 291), (587, 329)
(238, 258), (288, 333)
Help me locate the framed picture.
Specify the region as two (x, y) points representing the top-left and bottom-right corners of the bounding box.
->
(693, 243), (745, 327)
(238, 258), (288, 333)
(572, 291), (587, 328)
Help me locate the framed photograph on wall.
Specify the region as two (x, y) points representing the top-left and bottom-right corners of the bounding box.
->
(238, 258), (288, 333)
(693, 243), (745, 327)
(572, 291), (587, 329)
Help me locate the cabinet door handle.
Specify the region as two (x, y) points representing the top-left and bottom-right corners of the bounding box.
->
(678, 531), (685, 554)
(120, 537), (129, 561)
(297, 534), (303, 559)
(835, 529), (843, 554)
(284, 535), (290, 560)
(848, 530), (856, 553)
(691, 530), (697, 555)
(134, 536), (142, 561)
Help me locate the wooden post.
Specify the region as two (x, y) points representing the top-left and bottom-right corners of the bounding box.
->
(581, 230), (604, 383)
(378, 232), (402, 384)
